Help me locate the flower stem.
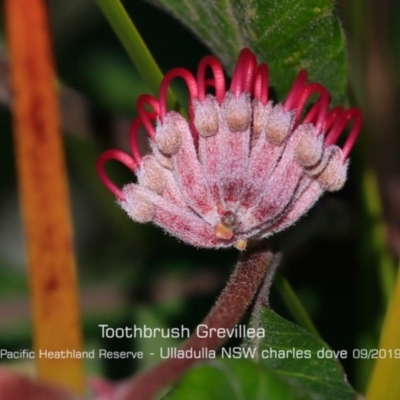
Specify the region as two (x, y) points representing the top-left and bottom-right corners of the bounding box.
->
(116, 243), (276, 400)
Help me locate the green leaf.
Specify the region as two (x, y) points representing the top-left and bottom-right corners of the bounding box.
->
(168, 359), (311, 400)
(367, 259), (400, 400)
(169, 308), (359, 399)
(148, 0), (347, 104)
(96, 0), (178, 107)
(247, 307), (358, 399)
(273, 273), (321, 338)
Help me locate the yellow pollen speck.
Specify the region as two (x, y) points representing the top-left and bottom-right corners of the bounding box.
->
(234, 240), (247, 251)
(215, 223), (233, 240)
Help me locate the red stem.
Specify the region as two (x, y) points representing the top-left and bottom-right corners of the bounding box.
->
(115, 243), (275, 400)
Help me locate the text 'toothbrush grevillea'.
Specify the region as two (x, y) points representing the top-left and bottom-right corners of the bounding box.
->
(97, 49), (362, 250)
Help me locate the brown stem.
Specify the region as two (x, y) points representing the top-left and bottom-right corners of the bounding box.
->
(115, 242), (276, 400)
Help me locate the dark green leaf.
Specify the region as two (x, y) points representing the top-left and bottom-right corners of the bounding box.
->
(168, 358), (311, 400)
(246, 307), (358, 399)
(148, 0), (347, 104)
(168, 308), (359, 399)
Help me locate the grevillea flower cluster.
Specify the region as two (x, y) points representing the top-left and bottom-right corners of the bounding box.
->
(97, 49), (362, 250)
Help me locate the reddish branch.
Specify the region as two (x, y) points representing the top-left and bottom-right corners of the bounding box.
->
(112, 243), (275, 400)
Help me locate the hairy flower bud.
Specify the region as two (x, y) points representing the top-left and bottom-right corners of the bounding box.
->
(194, 96), (219, 137)
(296, 125), (323, 167)
(265, 104), (294, 145)
(155, 113), (183, 155)
(137, 155), (166, 194)
(224, 92), (251, 132)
